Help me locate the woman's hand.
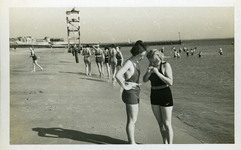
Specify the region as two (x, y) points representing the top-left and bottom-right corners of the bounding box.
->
(124, 82), (140, 90)
(153, 67), (159, 74)
(147, 66), (154, 73)
(143, 65), (153, 82)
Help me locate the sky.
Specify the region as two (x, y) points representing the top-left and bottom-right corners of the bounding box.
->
(9, 7), (234, 43)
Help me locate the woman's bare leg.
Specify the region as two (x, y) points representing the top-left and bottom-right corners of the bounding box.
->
(32, 62), (36, 72)
(88, 62), (91, 75)
(161, 106), (173, 144)
(85, 62), (88, 75)
(34, 60), (43, 70)
(96, 62), (102, 76)
(125, 104), (139, 144)
(151, 105), (168, 144)
(111, 63), (117, 80)
(105, 63), (110, 79)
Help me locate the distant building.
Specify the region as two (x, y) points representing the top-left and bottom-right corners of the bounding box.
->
(9, 36), (65, 46)
(50, 38), (64, 42)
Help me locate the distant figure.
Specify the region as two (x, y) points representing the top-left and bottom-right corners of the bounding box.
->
(198, 51), (202, 58)
(190, 49), (194, 55)
(179, 47), (182, 53)
(174, 51), (178, 58)
(116, 46), (124, 73)
(160, 47), (164, 53)
(29, 46), (43, 72)
(183, 47), (187, 52)
(115, 40), (147, 144)
(194, 47), (197, 52)
(143, 49), (174, 144)
(186, 49), (189, 56)
(82, 45), (92, 76)
(109, 44), (118, 80)
(172, 46), (176, 52)
(219, 48), (223, 55)
(177, 52), (181, 59)
(93, 45), (104, 76)
(104, 46), (111, 79)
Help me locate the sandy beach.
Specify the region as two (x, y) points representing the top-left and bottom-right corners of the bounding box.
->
(9, 47), (202, 145)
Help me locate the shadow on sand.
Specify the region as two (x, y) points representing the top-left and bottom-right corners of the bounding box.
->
(58, 71), (108, 82)
(32, 127), (128, 144)
(59, 71), (98, 77)
(59, 61), (73, 63)
(58, 71), (84, 75)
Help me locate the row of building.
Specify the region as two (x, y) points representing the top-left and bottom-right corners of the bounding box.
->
(9, 36), (64, 44)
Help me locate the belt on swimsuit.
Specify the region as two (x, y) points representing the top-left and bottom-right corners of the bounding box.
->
(96, 55), (102, 57)
(84, 55), (90, 57)
(151, 85), (168, 90)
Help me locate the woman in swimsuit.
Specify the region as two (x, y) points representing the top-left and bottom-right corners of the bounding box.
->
(115, 40), (147, 144)
(143, 49), (173, 144)
(104, 46), (111, 79)
(29, 46), (43, 72)
(108, 44), (118, 80)
(93, 45), (104, 76)
(116, 46), (124, 73)
(82, 45), (92, 76)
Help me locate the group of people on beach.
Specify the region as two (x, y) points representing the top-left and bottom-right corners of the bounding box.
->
(171, 46), (201, 58)
(81, 44), (124, 80)
(169, 46), (224, 59)
(28, 41), (174, 144)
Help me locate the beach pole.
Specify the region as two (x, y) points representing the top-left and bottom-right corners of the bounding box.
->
(179, 32), (182, 44)
(66, 16), (70, 53)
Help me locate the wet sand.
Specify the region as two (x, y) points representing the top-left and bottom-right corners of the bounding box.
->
(9, 48), (201, 145)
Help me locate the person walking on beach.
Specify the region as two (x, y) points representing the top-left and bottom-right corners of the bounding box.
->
(219, 48), (223, 55)
(186, 49), (189, 56)
(29, 46), (43, 72)
(116, 46), (124, 73)
(93, 45), (104, 77)
(143, 49), (174, 144)
(115, 40), (147, 144)
(104, 46), (111, 79)
(190, 49), (194, 55)
(109, 44), (118, 80)
(82, 45), (92, 76)
(198, 51), (202, 58)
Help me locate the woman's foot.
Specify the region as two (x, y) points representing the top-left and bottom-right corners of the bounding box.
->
(31, 70), (35, 72)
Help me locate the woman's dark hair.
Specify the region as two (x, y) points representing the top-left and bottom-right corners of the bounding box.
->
(130, 40), (147, 56)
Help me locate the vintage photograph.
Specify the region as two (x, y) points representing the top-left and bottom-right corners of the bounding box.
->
(9, 7), (234, 144)
(1, 0), (240, 150)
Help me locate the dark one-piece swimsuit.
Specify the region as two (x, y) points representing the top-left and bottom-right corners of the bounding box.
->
(149, 62), (173, 106)
(122, 60), (140, 104)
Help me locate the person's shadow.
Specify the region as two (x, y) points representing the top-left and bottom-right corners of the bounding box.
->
(32, 127), (128, 144)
